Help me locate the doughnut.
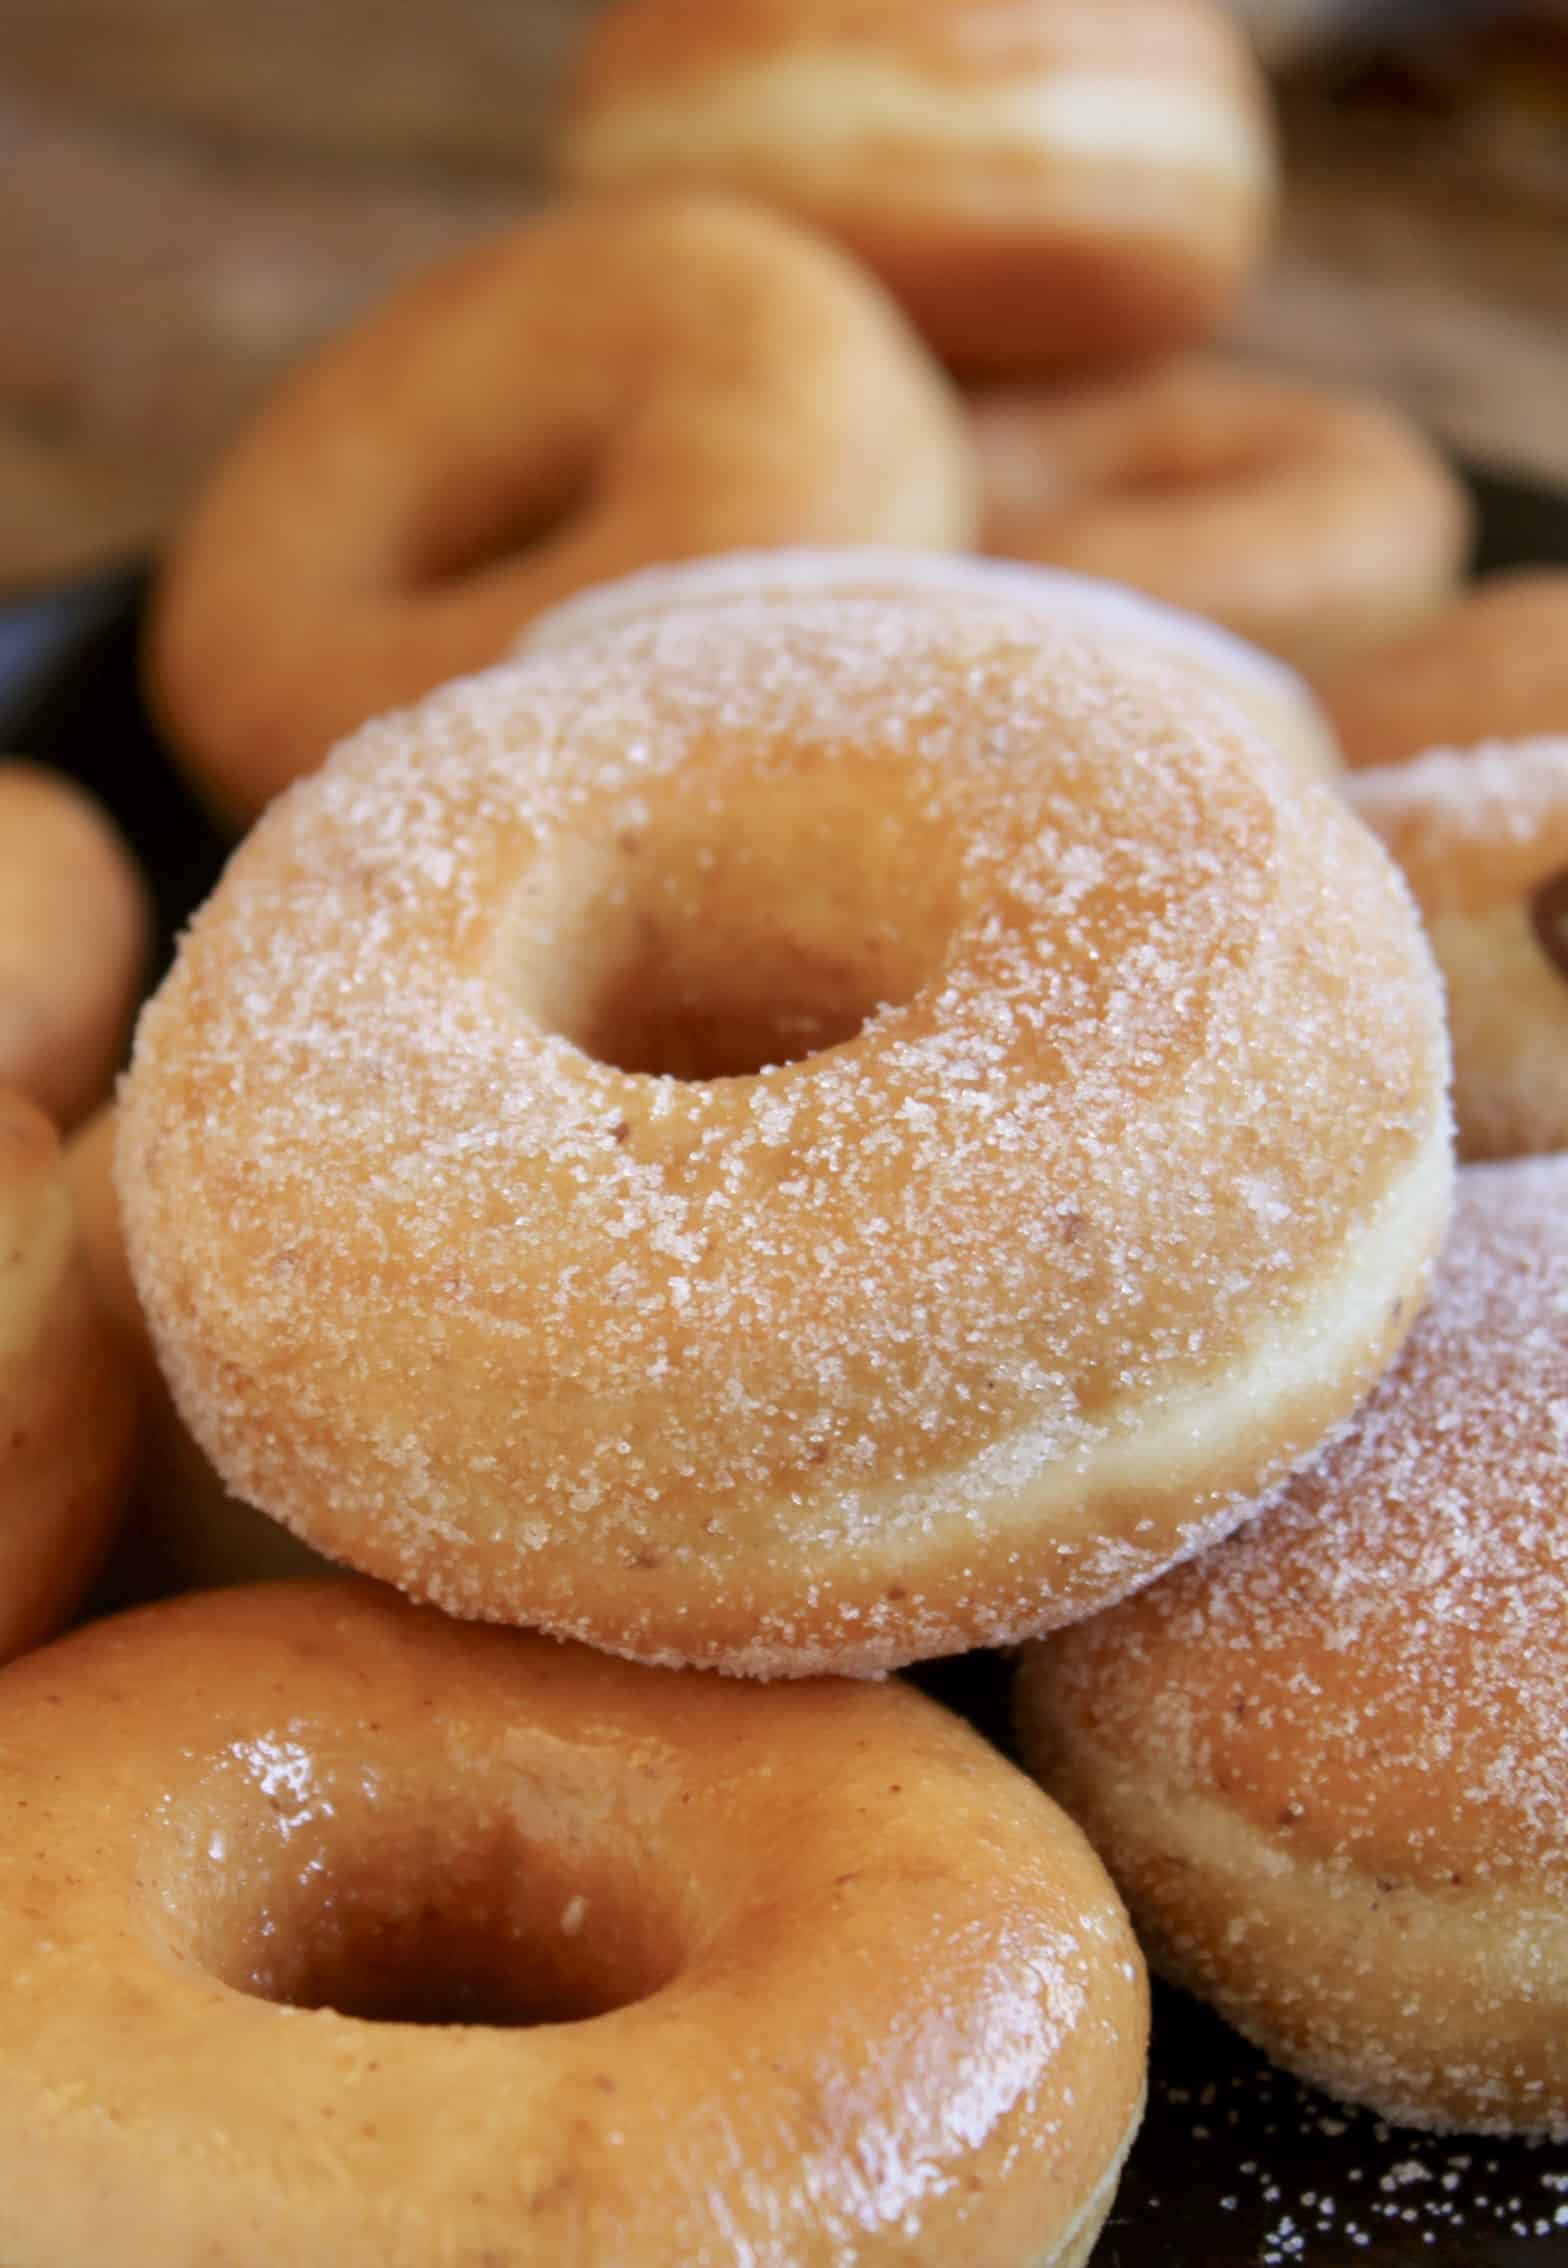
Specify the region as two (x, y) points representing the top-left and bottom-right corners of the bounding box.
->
(145, 188), (976, 828)
(0, 762), (150, 1129)
(0, 1577), (1149, 2265)
(517, 546), (1344, 783)
(560, 0), (1277, 376)
(0, 1088), (137, 1662)
(1349, 737), (1568, 1162)
(65, 1104), (327, 1593)
(1014, 1154), (1568, 2136)
(120, 598), (1452, 1674)
(1321, 570), (1568, 770)
(973, 358), (1472, 674)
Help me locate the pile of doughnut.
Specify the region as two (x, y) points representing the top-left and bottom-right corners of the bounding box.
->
(3, 0), (1568, 2259)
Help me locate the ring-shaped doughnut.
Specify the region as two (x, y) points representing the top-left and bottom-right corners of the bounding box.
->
(517, 546), (1343, 783)
(1015, 1155), (1568, 2136)
(973, 358), (1471, 674)
(561, 0), (1277, 375)
(120, 599), (1452, 1674)
(146, 188), (976, 827)
(0, 1577), (1149, 2265)
(0, 1088), (136, 1661)
(1322, 570), (1568, 769)
(1350, 737), (1568, 1162)
(0, 763), (150, 1130)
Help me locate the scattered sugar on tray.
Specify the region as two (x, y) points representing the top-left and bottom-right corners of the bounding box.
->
(120, 595), (1446, 1667)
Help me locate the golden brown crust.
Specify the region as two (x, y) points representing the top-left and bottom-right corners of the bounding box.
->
(1322, 571), (1568, 770)
(1015, 1156), (1568, 2132)
(974, 358), (1472, 673)
(0, 1089), (136, 1660)
(561, 0), (1275, 374)
(1349, 739), (1568, 1160)
(0, 1578), (1148, 2265)
(145, 188), (976, 828)
(120, 602), (1450, 1674)
(0, 763), (150, 1129)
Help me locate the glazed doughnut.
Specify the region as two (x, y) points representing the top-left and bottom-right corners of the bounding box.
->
(974, 358), (1472, 674)
(0, 762), (150, 1129)
(120, 599), (1451, 1674)
(0, 1088), (136, 1662)
(1015, 1155), (1568, 2136)
(1322, 570), (1568, 770)
(1349, 737), (1568, 1161)
(517, 546), (1344, 783)
(65, 1105), (327, 1592)
(560, 0), (1277, 376)
(0, 1577), (1149, 2265)
(146, 188), (976, 828)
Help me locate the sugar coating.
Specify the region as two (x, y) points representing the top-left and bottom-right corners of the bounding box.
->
(1023, 1156), (1568, 2133)
(1349, 737), (1568, 917)
(516, 546), (1341, 783)
(118, 597), (1448, 1674)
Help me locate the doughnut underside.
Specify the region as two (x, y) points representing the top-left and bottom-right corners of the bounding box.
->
(119, 604), (1451, 1674)
(1016, 1158), (1568, 2135)
(0, 1579), (1148, 2266)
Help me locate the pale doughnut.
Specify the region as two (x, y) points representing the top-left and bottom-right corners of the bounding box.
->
(0, 1577), (1148, 2266)
(120, 600), (1452, 1674)
(561, 0), (1277, 375)
(518, 546), (1344, 783)
(65, 1104), (328, 1592)
(1349, 737), (1568, 1162)
(0, 762), (150, 1129)
(1015, 1156), (1568, 2136)
(1322, 570), (1568, 770)
(974, 358), (1472, 673)
(0, 1088), (136, 1661)
(145, 188), (976, 827)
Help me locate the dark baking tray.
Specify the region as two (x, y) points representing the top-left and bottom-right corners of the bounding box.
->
(4, 466), (1567, 2267)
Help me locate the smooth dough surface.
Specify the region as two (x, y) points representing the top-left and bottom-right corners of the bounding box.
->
(0, 1577), (1148, 2267)
(121, 600), (1451, 1674)
(1016, 1156), (1568, 2135)
(146, 188), (976, 825)
(561, 0), (1276, 372)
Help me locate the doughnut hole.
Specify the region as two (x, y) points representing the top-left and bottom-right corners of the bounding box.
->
(511, 752), (962, 1080)
(153, 1739), (690, 2030)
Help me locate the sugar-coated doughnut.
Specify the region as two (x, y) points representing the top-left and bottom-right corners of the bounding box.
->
(518, 546), (1343, 783)
(561, 0), (1277, 376)
(1350, 738), (1568, 1162)
(0, 1089), (136, 1661)
(1322, 570), (1568, 770)
(121, 600), (1451, 1674)
(0, 762), (150, 1129)
(974, 358), (1471, 673)
(1015, 1156), (1568, 2137)
(0, 1577), (1149, 2266)
(145, 189), (976, 828)
(65, 1104), (327, 1593)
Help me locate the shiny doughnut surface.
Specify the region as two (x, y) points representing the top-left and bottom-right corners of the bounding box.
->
(0, 1578), (1148, 2267)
